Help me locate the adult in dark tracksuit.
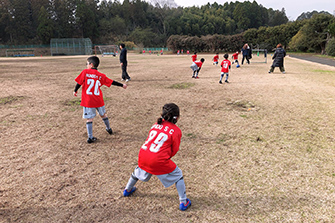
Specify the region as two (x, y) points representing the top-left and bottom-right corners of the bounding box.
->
(241, 44), (250, 65)
(119, 43), (131, 82)
(269, 44), (286, 74)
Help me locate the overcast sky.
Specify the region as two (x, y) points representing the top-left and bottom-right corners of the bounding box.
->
(173, 0), (335, 21)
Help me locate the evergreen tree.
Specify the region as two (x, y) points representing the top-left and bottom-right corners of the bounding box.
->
(37, 6), (54, 44)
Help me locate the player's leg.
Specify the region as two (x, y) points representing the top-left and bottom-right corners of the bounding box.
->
(219, 72), (224, 84)
(124, 167), (152, 196)
(225, 73), (229, 83)
(98, 107), (113, 135)
(280, 66), (285, 73)
(123, 64), (131, 80)
(83, 107), (97, 143)
(195, 68), (201, 78)
(157, 166), (191, 211)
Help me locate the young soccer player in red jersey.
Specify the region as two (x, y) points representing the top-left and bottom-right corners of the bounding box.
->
(191, 52), (197, 62)
(232, 51), (240, 67)
(190, 58), (205, 78)
(123, 103), (191, 211)
(73, 56), (127, 143)
(213, 52), (219, 66)
(219, 54), (231, 84)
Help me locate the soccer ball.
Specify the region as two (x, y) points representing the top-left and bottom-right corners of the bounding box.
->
(236, 64), (240, 68)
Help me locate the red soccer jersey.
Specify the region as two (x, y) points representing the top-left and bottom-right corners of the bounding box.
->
(232, 53), (239, 60)
(75, 68), (113, 108)
(191, 54), (197, 62)
(213, 55), (219, 62)
(138, 120), (182, 175)
(221, 59), (231, 73)
(194, 61), (203, 68)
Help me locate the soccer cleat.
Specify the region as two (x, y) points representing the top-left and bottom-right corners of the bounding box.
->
(268, 71), (271, 74)
(282, 71), (286, 74)
(225, 80), (229, 83)
(192, 76), (195, 78)
(219, 81), (222, 84)
(179, 198), (191, 211)
(123, 187), (136, 197)
(195, 76), (199, 79)
(106, 128), (113, 135)
(121, 79), (125, 81)
(87, 137), (97, 144)
(126, 78), (131, 82)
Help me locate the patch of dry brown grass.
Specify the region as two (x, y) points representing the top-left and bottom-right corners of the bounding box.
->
(1, 53), (335, 222)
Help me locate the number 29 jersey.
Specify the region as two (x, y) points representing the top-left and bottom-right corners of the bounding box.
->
(75, 68), (113, 108)
(138, 120), (182, 175)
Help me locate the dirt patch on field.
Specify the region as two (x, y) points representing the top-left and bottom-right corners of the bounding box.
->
(1, 53), (335, 222)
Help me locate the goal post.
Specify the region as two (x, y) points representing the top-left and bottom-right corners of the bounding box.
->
(94, 45), (118, 57)
(251, 48), (268, 63)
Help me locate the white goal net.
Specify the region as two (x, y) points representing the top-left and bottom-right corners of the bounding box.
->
(95, 45), (118, 57)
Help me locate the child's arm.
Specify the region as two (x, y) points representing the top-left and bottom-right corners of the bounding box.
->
(73, 83), (81, 96)
(112, 80), (127, 89)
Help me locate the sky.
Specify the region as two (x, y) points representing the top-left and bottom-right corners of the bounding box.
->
(173, 0), (335, 21)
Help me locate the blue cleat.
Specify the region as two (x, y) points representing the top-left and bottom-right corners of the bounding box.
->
(179, 198), (191, 211)
(123, 187), (136, 197)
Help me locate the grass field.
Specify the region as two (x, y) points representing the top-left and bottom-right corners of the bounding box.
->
(1, 52), (335, 222)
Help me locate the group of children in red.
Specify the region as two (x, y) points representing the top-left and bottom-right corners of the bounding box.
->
(190, 51), (240, 84)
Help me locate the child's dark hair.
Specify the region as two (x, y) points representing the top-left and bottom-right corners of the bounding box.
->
(224, 54), (228, 59)
(200, 58), (205, 62)
(120, 43), (125, 48)
(157, 103), (180, 124)
(87, 56), (100, 68)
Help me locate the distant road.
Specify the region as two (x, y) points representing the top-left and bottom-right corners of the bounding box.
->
(289, 54), (335, 67)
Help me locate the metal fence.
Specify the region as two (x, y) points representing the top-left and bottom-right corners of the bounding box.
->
(50, 38), (92, 56)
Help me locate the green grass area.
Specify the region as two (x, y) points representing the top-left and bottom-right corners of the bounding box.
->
(168, 82), (195, 89)
(0, 96), (24, 104)
(312, 69), (335, 74)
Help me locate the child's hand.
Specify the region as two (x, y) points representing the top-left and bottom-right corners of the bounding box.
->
(123, 84), (127, 89)
(73, 91), (77, 97)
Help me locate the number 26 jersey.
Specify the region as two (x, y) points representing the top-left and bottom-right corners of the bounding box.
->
(75, 68), (113, 108)
(138, 120), (182, 175)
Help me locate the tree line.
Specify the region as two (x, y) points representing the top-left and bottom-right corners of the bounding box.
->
(0, 0), (288, 46)
(1, 0), (334, 55)
(168, 13), (335, 55)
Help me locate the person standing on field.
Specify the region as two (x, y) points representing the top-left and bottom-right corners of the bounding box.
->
(191, 52), (197, 62)
(219, 54), (231, 84)
(73, 56), (127, 143)
(241, 44), (250, 65)
(119, 43), (131, 82)
(269, 43), (286, 74)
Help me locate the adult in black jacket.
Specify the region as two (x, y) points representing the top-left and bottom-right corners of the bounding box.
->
(241, 43), (251, 65)
(119, 43), (131, 81)
(269, 44), (286, 74)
